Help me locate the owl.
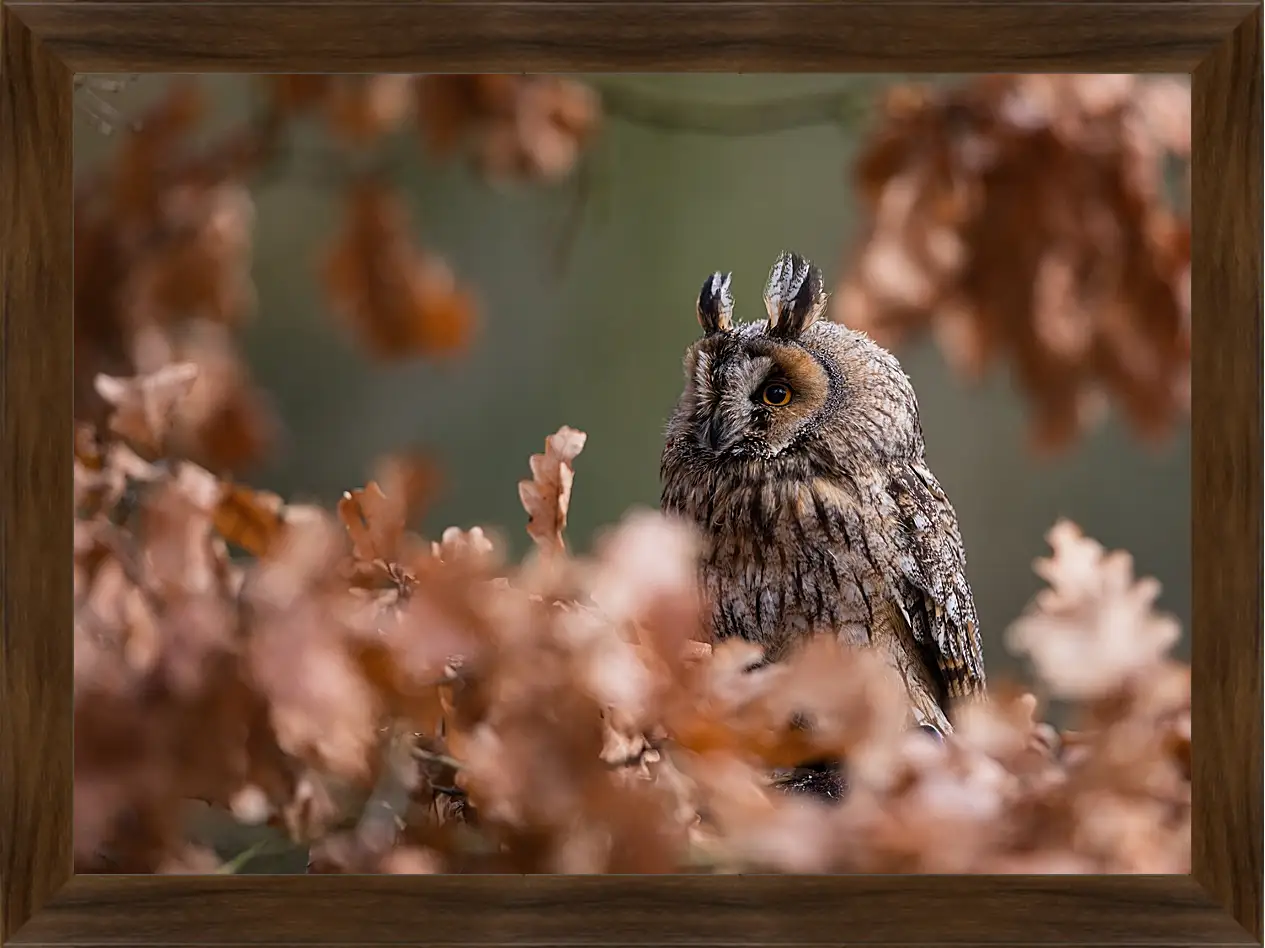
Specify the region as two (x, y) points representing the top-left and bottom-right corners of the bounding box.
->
(660, 251), (986, 736)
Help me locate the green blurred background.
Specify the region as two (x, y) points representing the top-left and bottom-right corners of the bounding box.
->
(75, 73), (1192, 692)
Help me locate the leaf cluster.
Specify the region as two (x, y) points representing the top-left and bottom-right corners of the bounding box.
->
(75, 385), (1191, 874)
(837, 75), (1191, 452)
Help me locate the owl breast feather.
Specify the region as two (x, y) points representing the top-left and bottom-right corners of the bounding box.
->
(666, 468), (902, 661)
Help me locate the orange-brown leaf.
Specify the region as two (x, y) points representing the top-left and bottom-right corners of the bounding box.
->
(94, 362), (200, 456)
(518, 426), (587, 555)
(322, 182), (477, 360)
(160, 323), (276, 473)
(837, 74), (1191, 453)
(326, 75), (416, 147)
(267, 75), (334, 115)
(337, 454), (439, 568)
(215, 484), (286, 557)
(338, 481), (397, 566)
(75, 423), (105, 471)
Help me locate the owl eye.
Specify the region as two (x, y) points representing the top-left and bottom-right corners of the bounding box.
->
(760, 382), (793, 407)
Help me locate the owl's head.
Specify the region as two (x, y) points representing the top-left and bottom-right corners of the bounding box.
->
(663, 251), (925, 476)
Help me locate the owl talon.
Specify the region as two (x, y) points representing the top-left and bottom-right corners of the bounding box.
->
(773, 758), (848, 803)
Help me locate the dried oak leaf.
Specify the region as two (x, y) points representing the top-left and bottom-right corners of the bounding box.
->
(518, 426), (587, 555)
(326, 75), (417, 147)
(215, 483), (287, 556)
(1005, 520), (1181, 699)
(75, 423), (106, 471)
(380, 846), (444, 874)
(323, 181), (477, 360)
(682, 640), (713, 664)
(432, 525), (497, 565)
(109, 79), (207, 223)
(144, 321), (277, 474)
(265, 75), (334, 115)
(581, 510), (706, 713)
(115, 321), (271, 474)
(248, 580), (381, 781)
(340, 481), (403, 567)
(94, 362), (200, 456)
(837, 74), (1191, 453)
(74, 81), (201, 426)
(416, 76), (517, 157)
(123, 182), (257, 331)
(664, 635), (907, 777)
(75, 77), (279, 449)
(77, 79), (264, 387)
(416, 75), (600, 183)
(338, 455), (437, 571)
(953, 686), (1062, 781)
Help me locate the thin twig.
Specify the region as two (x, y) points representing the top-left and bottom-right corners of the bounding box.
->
(551, 146), (597, 277)
(412, 747), (463, 771)
(428, 783), (466, 798)
(586, 78), (882, 137)
(355, 723), (420, 850)
(216, 839), (270, 874)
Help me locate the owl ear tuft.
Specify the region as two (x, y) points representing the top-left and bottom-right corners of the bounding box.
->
(697, 271), (735, 334)
(764, 251), (827, 340)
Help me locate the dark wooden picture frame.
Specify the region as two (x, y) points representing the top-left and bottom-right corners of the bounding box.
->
(2, 2), (1261, 945)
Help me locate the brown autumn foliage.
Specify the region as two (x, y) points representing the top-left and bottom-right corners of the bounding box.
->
(322, 181), (478, 359)
(75, 384), (1191, 874)
(72, 75), (1191, 875)
(415, 75), (602, 183)
(75, 75), (600, 471)
(74, 80), (276, 473)
(262, 74), (601, 181)
(76, 73), (1191, 464)
(836, 74), (1191, 453)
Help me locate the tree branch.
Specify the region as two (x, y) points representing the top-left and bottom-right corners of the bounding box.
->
(587, 78), (882, 137)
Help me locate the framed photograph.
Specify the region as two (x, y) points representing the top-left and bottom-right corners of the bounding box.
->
(2, 2), (1260, 946)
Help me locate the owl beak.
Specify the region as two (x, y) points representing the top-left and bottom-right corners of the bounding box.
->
(702, 415), (738, 453)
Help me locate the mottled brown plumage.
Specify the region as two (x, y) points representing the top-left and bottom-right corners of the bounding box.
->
(661, 252), (986, 735)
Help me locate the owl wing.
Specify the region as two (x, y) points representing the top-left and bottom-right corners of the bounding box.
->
(885, 460), (987, 700)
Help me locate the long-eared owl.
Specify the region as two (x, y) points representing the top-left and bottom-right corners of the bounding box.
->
(660, 251), (986, 734)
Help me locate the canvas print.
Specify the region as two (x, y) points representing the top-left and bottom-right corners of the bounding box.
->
(72, 74), (1192, 875)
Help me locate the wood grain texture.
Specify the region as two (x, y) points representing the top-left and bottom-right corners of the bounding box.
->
(0, 4), (75, 945)
(1191, 7), (1265, 945)
(7, 875), (1259, 946)
(0, 0), (1261, 946)
(3, 2), (1255, 72)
